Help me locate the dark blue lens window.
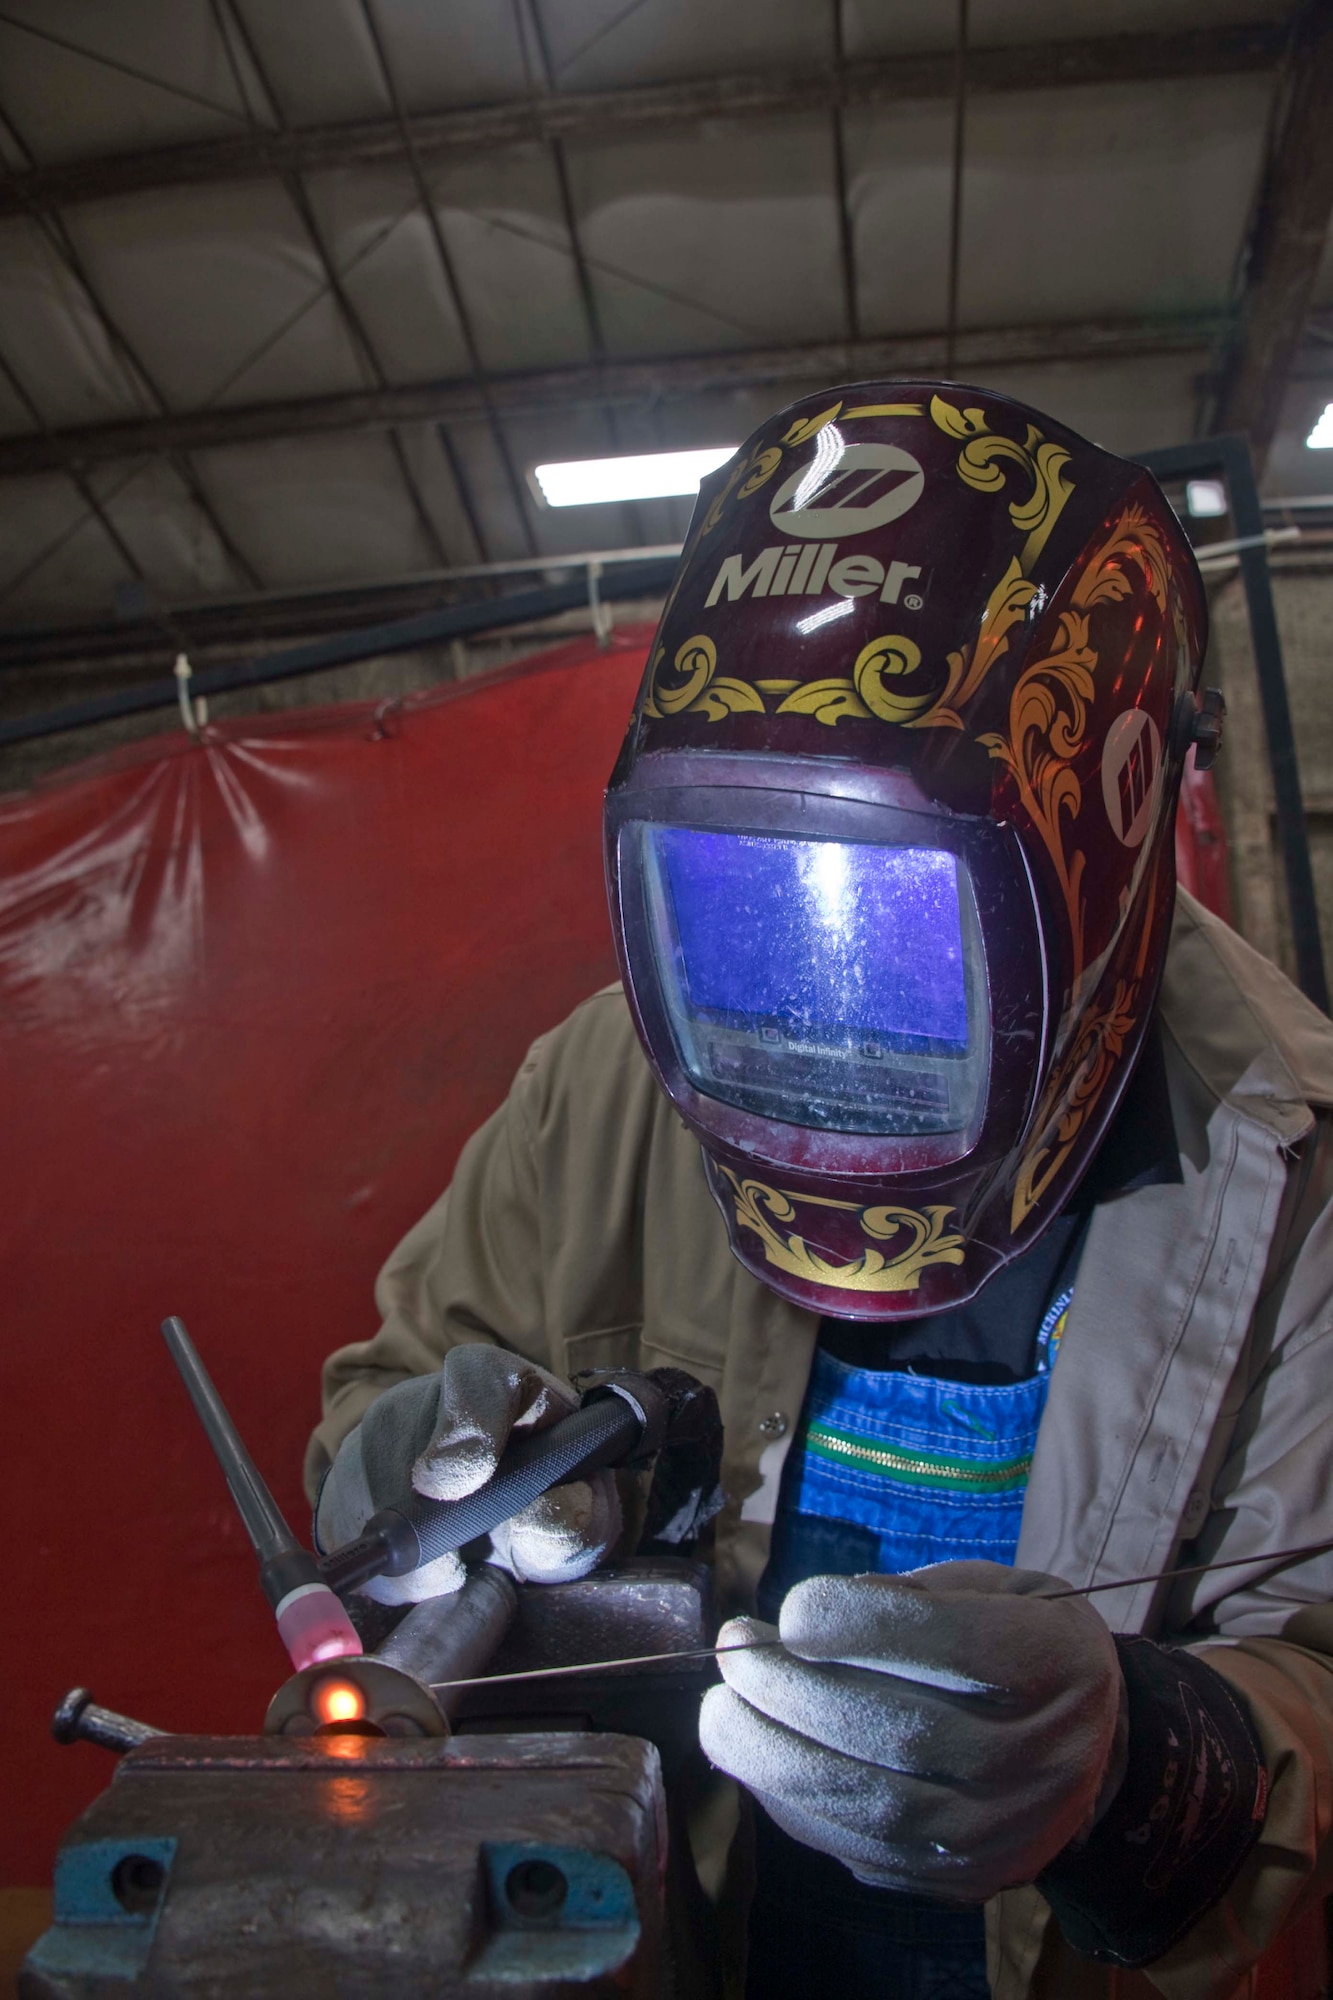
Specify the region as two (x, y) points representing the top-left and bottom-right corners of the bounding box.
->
(657, 828), (969, 1054)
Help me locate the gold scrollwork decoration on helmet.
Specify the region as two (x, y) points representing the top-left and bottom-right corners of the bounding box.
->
(1005, 736), (1165, 1233)
(1073, 504), (1170, 616)
(911, 559), (1040, 732)
(978, 506), (1172, 986)
(737, 448), (783, 498)
(649, 634), (713, 715)
(768, 636), (927, 726)
(980, 609), (1097, 981)
(929, 395), (1074, 570)
(647, 634), (765, 721)
(775, 679), (871, 724)
(721, 1169), (966, 1294)
(852, 634), (932, 722)
(781, 403), (843, 448)
(1009, 976), (1140, 1229)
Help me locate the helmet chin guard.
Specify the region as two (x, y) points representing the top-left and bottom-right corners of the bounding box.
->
(605, 382), (1206, 1319)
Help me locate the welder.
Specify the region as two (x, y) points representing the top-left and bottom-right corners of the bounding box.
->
(307, 384), (1333, 1999)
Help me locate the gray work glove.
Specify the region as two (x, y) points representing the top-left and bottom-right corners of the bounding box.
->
(316, 1344), (622, 1605)
(699, 1562), (1126, 1901)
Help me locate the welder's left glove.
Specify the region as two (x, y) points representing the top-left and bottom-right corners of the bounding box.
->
(700, 1562), (1126, 1902)
(316, 1344), (622, 1605)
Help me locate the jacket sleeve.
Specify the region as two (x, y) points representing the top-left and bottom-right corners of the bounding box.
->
(1133, 1136), (1333, 1997)
(303, 1030), (552, 1502)
(1139, 1622), (1333, 1998)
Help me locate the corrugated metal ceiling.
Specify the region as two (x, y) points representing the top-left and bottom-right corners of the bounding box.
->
(0, 0), (1324, 632)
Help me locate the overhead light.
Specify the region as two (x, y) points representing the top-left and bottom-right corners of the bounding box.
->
(1306, 403), (1333, 449)
(1185, 479), (1227, 518)
(532, 446), (738, 507)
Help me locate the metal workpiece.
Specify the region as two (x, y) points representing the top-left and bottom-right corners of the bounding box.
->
(450, 1562), (718, 1785)
(264, 1566), (519, 1737)
(373, 1564), (517, 1713)
(21, 1732), (668, 1999)
(51, 1689), (165, 1755)
(491, 1560), (713, 1675)
(264, 1656), (448, 1739)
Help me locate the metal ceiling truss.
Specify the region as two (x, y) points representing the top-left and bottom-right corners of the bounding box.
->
(212, 0), (453, 571)
(0, 23), (1288, 220)
(356, 0), (540, 558)
(0, 346), (145, 588)
(0, 100), (262, 592)
(518, 0), (650, 546)
(0, 309), (1285, 480)
(944, 0), (969, 374)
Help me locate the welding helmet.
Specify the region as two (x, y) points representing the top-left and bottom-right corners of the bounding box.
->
(604, 383), (1208, 1319)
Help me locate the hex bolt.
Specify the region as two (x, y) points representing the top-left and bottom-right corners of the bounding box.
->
(52, 1687), (166, 1753)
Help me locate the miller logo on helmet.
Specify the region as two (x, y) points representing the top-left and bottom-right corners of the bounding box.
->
(767, 441), (927, 537)
(604, 383), (1207, 1320)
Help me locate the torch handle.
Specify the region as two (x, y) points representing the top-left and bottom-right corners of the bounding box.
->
(318, 1393), (643, 1595)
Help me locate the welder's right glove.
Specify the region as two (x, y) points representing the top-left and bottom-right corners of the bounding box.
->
(315, 1343), (622, 1604)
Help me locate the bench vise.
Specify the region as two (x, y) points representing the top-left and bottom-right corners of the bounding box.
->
(24, 1561), (719, 1999)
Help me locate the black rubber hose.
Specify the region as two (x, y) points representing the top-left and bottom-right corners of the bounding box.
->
(318, 1394), (642, 1595)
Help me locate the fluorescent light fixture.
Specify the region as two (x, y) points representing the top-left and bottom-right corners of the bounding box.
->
(1186, 479), (1227, 518)
(532, 446), (737, 507)
(797, 597), (855, 636)
(1306, 403), (1333, 449)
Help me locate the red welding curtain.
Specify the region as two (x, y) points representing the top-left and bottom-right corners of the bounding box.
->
(1, 632), (650, 1885)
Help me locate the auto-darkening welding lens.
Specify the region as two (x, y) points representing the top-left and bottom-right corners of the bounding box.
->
(311, 1677), (367, 1727)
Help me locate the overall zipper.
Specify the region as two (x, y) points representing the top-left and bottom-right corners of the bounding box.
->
(807, 1428), (1032, 1487)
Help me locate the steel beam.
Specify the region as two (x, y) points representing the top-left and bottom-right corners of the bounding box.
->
(1211, 1), (1333, 468)
(0, 24), (1287, 220)
(0, 312), (1236, 478)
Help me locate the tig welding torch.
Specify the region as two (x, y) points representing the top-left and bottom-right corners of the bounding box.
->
(314, 1380), (661, 1594)
(162, 1317), (363, 1671)
(161, 1318), (673, 1664)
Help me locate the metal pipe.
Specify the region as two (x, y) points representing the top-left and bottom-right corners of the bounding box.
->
(166, 541), (685, 615)
(0, 555), (679, 749)
(375, 1567), (518, 1717)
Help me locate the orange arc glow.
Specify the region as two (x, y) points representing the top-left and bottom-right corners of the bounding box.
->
(311, 1676), (367, 1727)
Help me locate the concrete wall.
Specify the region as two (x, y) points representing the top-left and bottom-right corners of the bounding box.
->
(1207, 567), (1333, 991)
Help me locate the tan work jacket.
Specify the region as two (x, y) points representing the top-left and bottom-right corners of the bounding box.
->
(309, 889), (1333, 2000)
